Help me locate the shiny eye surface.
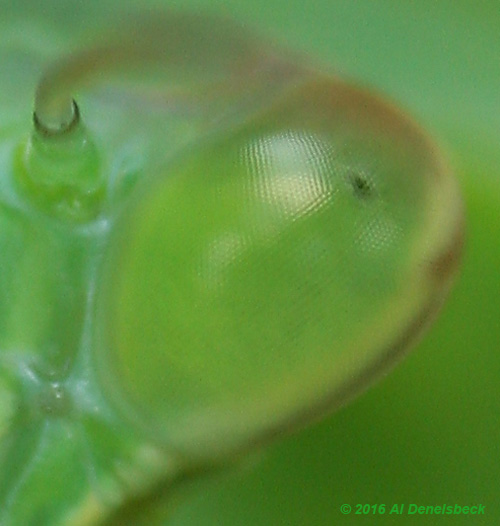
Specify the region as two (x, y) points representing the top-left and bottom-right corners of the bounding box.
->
(95, 77), (463, 457)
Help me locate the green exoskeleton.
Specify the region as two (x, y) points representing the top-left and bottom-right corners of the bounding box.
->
(0, 7), (462, 526)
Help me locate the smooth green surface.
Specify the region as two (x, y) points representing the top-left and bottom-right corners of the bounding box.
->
(0, 0), (497, 525)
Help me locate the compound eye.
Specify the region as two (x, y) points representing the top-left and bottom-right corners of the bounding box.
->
(95, 78), (463, 458)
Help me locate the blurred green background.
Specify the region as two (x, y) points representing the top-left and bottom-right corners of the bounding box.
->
(2, 0), (499, 524)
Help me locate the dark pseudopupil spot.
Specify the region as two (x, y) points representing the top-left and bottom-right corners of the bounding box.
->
(349, 173), (373, 199)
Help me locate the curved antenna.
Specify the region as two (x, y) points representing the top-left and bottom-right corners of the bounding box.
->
(34, 11), (299, 133)
(20, 11), (304, 221)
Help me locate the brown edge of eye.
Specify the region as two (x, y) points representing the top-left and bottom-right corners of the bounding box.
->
(427, 211), (465, 284)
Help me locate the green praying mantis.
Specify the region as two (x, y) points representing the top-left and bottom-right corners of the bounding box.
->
(0, 2), (470, 525)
